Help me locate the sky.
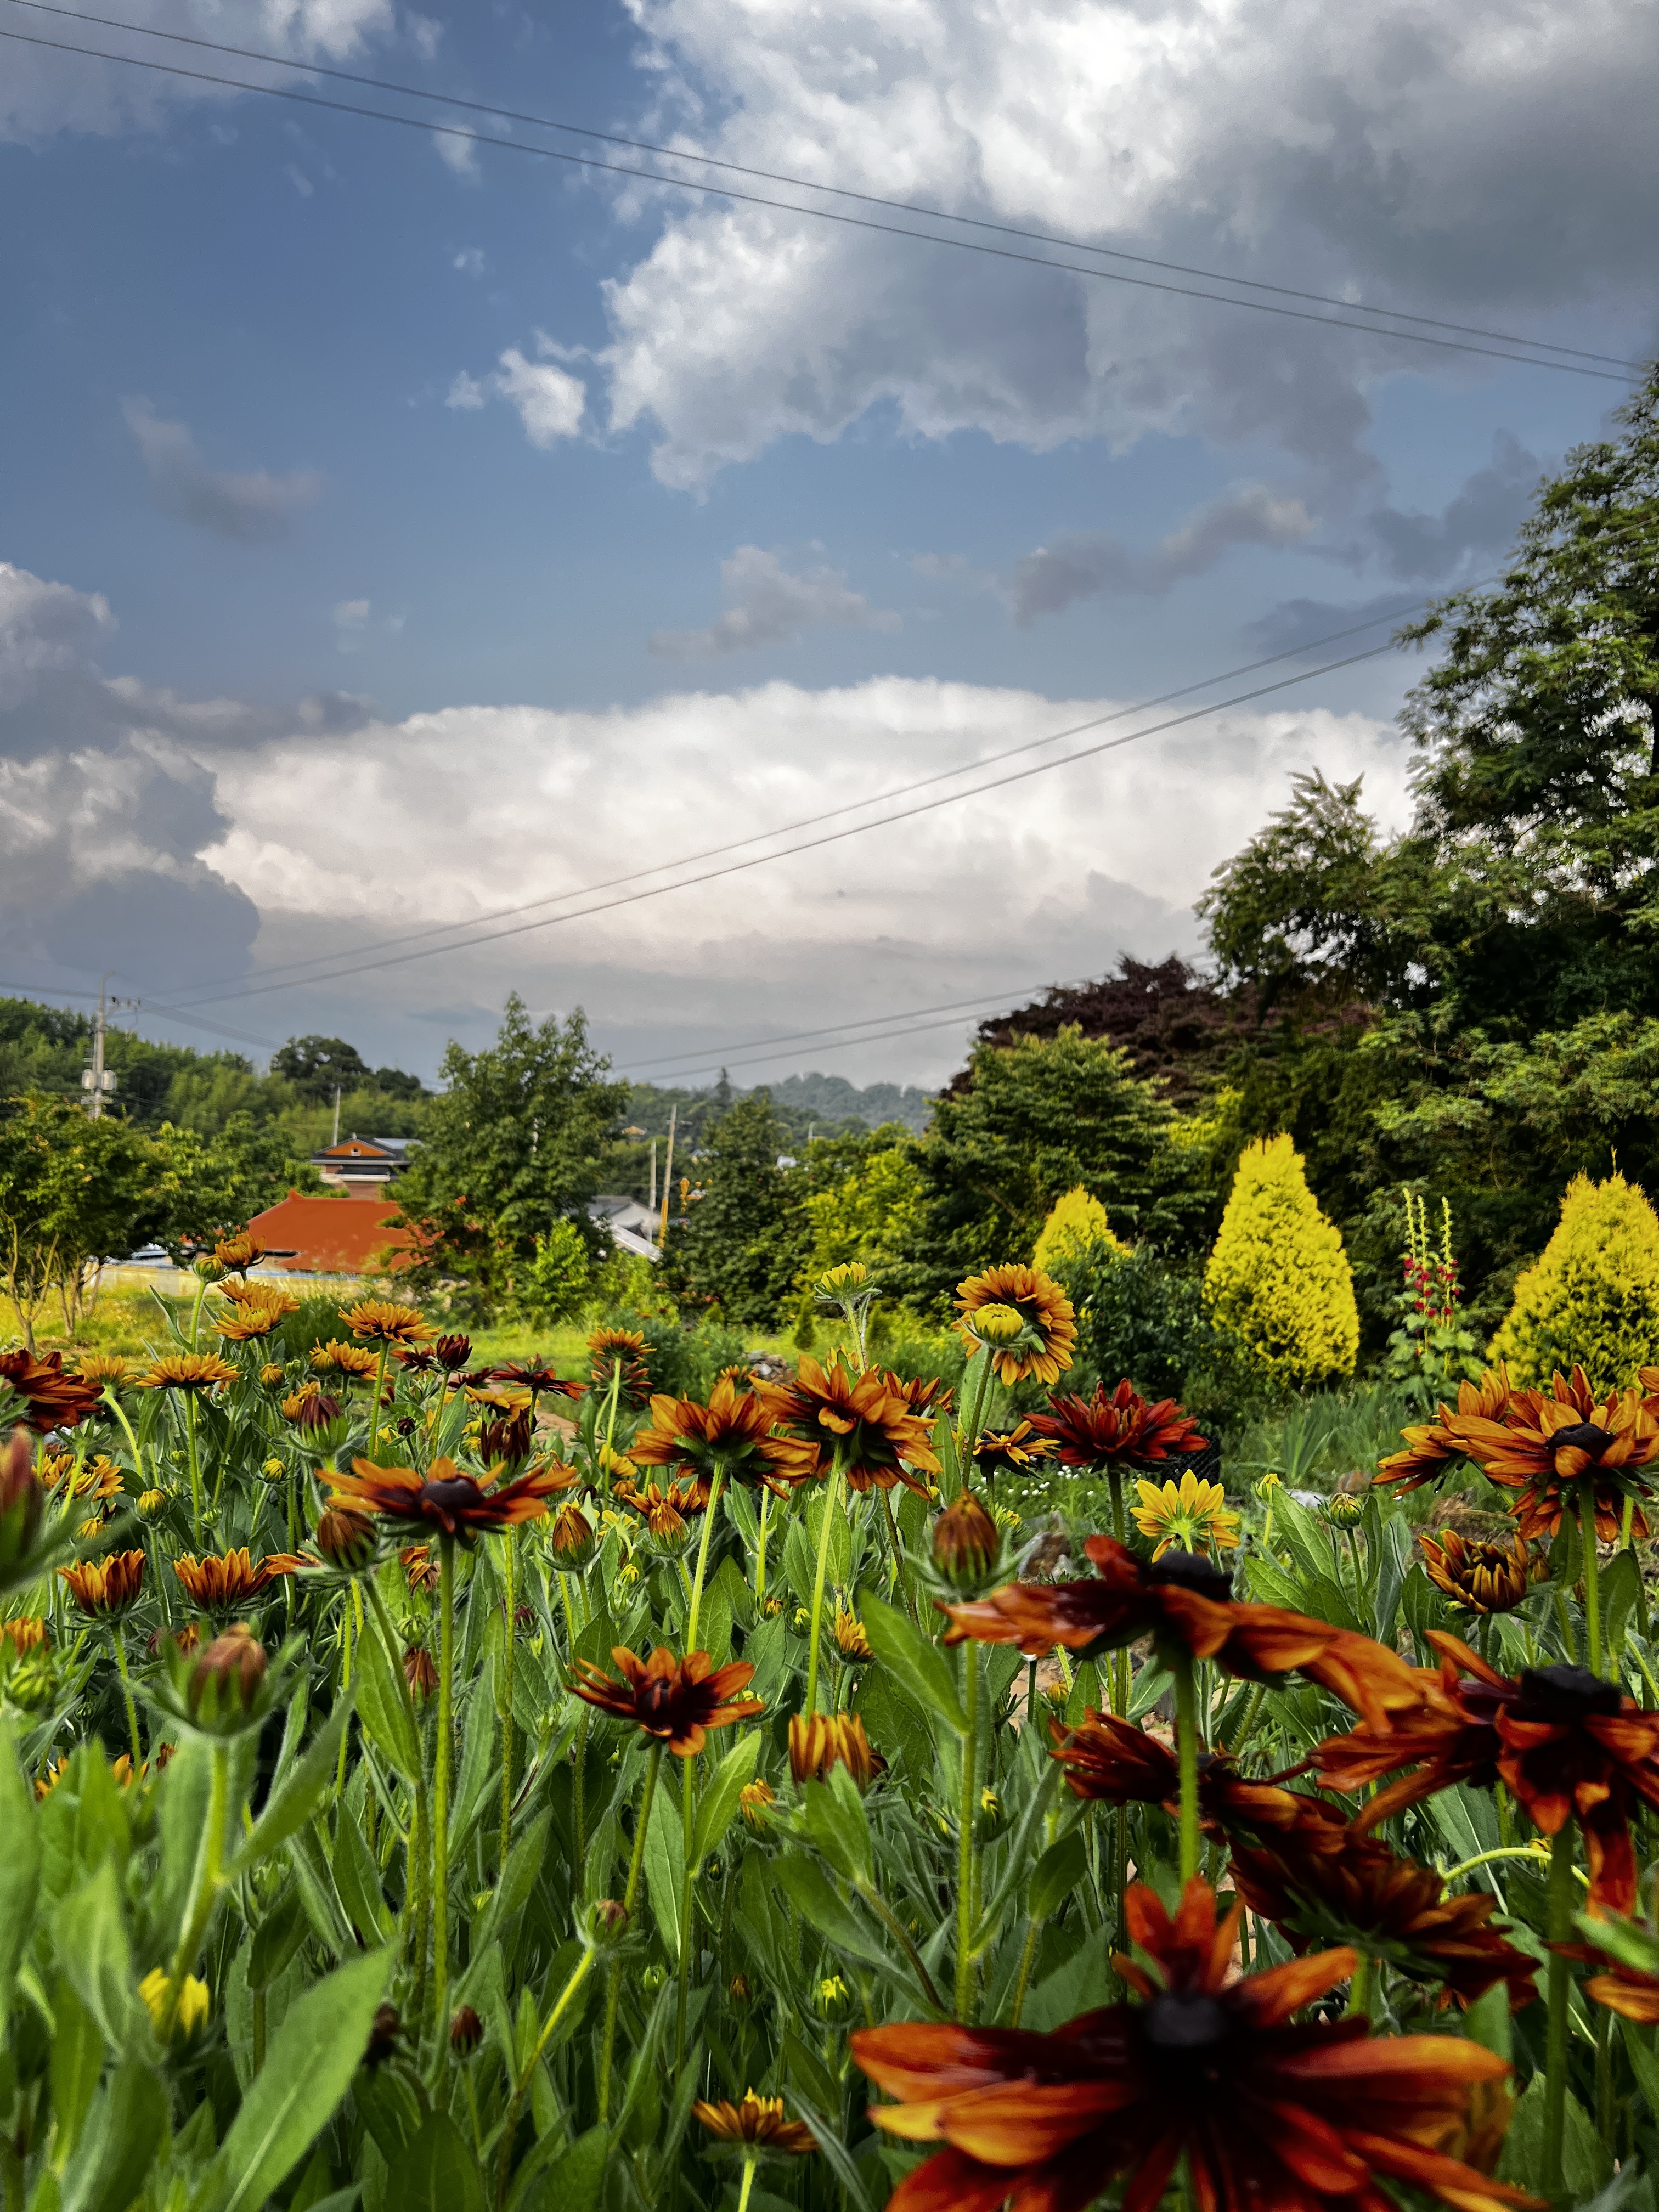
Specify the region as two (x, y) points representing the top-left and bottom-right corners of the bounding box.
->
(2, 0), (1655, 1093)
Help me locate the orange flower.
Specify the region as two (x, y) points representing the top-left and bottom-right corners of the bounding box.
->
(1563, 1921), (1659, 2024)
(1228, 1827), (1537, 2009)
(172, 1548), (305, 1612)
(589, 1327), (651, 1405)
(955, 1264), (1076, 1385)
(762, 1356), (940, 1493)
(326, 1455), (568, 1541)
(0, 1348), (104, 1431)
(851, 1877), (1536, 2212)
(1, 1614), (47, 1654)
(942, 1536), (1424, 1730)
(213, 1285), (300, 1342)
(212, 1231), (266, 1274)
(60, 1549), (146, 1616)
(1451, 1367), (1658, 1542)
(1376, 1369), (1514, 1494)
(338, 1298), (432, 1348)
(69, 1353), (132, 1391)
(631, 1375), (819, 1494)
(970, 1420), (1057, 1481)
(137, 1353), (239, 1392)
(310, 1340), (380, 1379)
(1051, 1709), (1322, 1838)
(1031, 1379), (1208, 1468)
(490, 1357), (584, 1400)
(1419, 1528), (1542, 1615)
(1315, 1633), (1659, 1914)
(893, 1373), (953, 1420)
(692, 2092), (815, 2155)
(571, 1646), (763, 1756)
(788, 1710), (884, 1789)
(401, 1543), (440, 1593)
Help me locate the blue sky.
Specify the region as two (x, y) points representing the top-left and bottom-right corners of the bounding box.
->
(2, 0), (1654, 1088)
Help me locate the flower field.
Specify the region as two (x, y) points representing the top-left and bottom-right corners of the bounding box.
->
(4, 1239), (1659, 2212)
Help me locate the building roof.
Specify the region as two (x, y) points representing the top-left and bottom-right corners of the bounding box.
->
(314, 1136), (399, 1161)
(246, 1189), (416, 1274)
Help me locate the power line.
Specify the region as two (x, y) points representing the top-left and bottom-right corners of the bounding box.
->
(147, 589), (1445, 1009)
(0, 979), (280, 1051)
(154, 635), (1400, 1010)
(4, 0), (1643, 376)
(0, 22), (1639, 388)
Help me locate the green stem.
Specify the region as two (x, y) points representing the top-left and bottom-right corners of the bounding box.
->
(1542, 1823), (1576, 2200)
(500, 1527), (517, 1866)
(685, 1465), (725, 1651)
(188, 1272), (209, 1351)
(957, 1348), (994, 1469)
(184, 1392), (202, 1545)
(1009, 1917), (1042, 2026)
(755, 1484), (771, 1610)
(1107, 1470), (1129, 1715)
(737, 2158), (758, 2212)
(162, 1740), (228, 2036)
(676, 1748), (696, 2066)
(110, 1633), (142, 1771)
(435, 1535), (455, 2044)
(1581, 1478), (1604, 1677)
(1173, 1649), (1200, 1885)
(496, 1945), (599, 2208)
(955, 1638), (979, 2021)
(572, 1706), (589, 1871)
(368, 1339), (391, 1462)
(803, 1465), (843, 1718)
(598, 1742), (663, 2125)
(336, 1597), (353, 1800)
(1440, 1843), (1551, 1884)
(101, 1385), (145, 1491)
(602, 1357), (624, 1457)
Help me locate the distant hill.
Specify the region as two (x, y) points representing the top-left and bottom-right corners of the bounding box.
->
(624, 1070), (933, 1148)
(765, 1072), (933, 1133)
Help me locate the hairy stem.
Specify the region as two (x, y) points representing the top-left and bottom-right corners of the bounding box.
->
(803, 1465), (843, 1718)
(598, 1742), (663, 2125)
(1542, 1822), (1576, 2199)
(1173, 1649), (1200, 1886)
(500, 1527), (517, 1866)
(110, 1632), (142, 1772)
(1581, 1478), (1604, 1677)
(435, 1534), (455, 2045)
(955, 1638), (980, 2021)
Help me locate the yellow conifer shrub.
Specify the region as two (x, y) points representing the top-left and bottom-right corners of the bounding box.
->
(1204, 1134), (1358, 1391)
(1489, 1170), (1659, 1389)
(1033, 1186), (1128, 1274)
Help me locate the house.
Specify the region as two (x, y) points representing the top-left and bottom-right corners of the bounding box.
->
(586, 1193), (661, 1262)
(309, 1135), (414, 1195)
(246, 1189), (415, 1276)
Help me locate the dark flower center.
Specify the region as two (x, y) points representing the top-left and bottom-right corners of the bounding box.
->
(1519, 1663), (1623, 1720)
(1551, 1421), (1612, 1458)
(1148, 1549), (1233, 1600)
(421, 1474), (486, 1516)
(1143, 1991), (1231, 2053)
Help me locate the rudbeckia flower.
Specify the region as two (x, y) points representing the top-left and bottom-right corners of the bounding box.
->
(1052, 1709), (1322, 1838)
(955, 1265), (1076, 1386)
(631, 1375), (819, 1494)
(60, 1548), (146, 1616)
(1376, 1369), (1514, 1495)
(1418, 1528), (1542, 1616)
(971, 1421), (1058, 1481)
(1031, 1379), (1207, 1469)
(172, 1547), (306, 1613)
(0, 1350), (106, 1431)
(692, 2092), (815, 2157)
(1450, 1367), (1658, 1542)
(337, 1299), (432, 1348)
(137, 1353), (239, 1393)
(325, 1454), (569, 1541)
(588, 1327), (652, 1404)
(851, 1878), (1536, 2212)
(1132, 1469), (1240, 1558)
(570, 1645), (763, 1756)
(764, 1356), (941, 1492)
(788, 1709), (884, 1789)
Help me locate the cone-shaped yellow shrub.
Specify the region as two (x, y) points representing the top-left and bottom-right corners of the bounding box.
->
(1204, 1134), (1358, 1390)
(1489, 1170), (1659, 1389)
(1033, 1186), (1128, 1273)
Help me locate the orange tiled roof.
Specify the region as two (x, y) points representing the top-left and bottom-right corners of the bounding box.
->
(245, 1190), (415, 1274)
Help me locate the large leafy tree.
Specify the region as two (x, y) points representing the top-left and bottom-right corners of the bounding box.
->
(393, 996), (628, 1313)
(662, 1091), (803, 1326)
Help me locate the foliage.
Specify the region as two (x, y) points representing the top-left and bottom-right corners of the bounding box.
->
(393, 996), (628, 1316)
(0, 1098), (165, 1346)
(1382, 1191), (1484, 1402)
(520, 1217), (594, 1326)
(661, 1092), (803, 1325)
(272, 1032), (427, 1102)
(794, 1132), (926, 1306)
(1489, 1169), (1659, 1387)
(901, 1027), (1206, 1306)
(1205, 1133), (1359, 1392)
(1032, 1186), (1124, 1277)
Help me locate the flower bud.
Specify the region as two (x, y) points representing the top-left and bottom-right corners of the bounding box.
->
(594, 1898), (631, 1936)
(434, 1334), (473, 1373)
(966, 1302), (1023, 1344)
(1324, 1492), (1365, 1528)
(1254, 1470), (1283, 1502)
(141, 1967), (210, 2042)
(137, 1488), (171, 1521)
(362, 2003), (402, 2069)
(0, 1431), (43, 1568)
(403, 1645), (438, 1702)
(641, 1962), (668, 1995)
(260, 1362), (285, 1388)
(549, 1501), (597, 1570)
(814, 1973), (851, 2021)
(739, 1776), (776, 1831)
(260, 1457), (286, 1484)
(728, 1972), (752, 2008)
(832, 1610), (874, 1663)
(449, 2004), (484, 2058)
(315, 1503), (377, 1573)
(931, 1491), (1001, 1589)
(188, 1623), (267, 1719)
(788, 1712), (883, 1791)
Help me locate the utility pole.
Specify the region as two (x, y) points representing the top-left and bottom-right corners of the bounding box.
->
(81, 974), (122, 1120)
(648, 1136), (657, 1215)
(332, 1086), (341, 1146)
(658, 1107), (676, 1246)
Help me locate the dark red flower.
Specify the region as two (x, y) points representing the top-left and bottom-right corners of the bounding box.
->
(326, 1454), (571, 1541)
(1052, 1709), (1325, 1838)
(491, 1358), (584, 1400)
(571, 1646), (764, 1756)
(851, 1878), (1536, 2212)
(1031, 1378), (1209, 1470)
(0, 1349), (103, 1434)
(942, 1538), (1424, 1730)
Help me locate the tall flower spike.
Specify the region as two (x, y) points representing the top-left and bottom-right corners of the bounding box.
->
(851, 1877), (1539, 2212)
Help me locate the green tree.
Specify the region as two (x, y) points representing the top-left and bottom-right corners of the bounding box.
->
(149, 1114), (321, 1259)
(0, 1099), (166, 1345)
(270, 1035), (374, 1101)
(662, 1091), (801, 1326)
(393, 996), (627, 1314)
(900, 1028), (1204, 1306)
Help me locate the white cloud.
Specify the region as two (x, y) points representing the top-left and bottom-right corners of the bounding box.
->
(598, 0), (1658, 489)
(492, 350), (586, 447)
(453, 247), (487, 276)
(123, 400), (323, 541)
(285, 163), (315, 197)
(0, 0), (394, 141)
(1011, 485), (1313, 623)
(648, 544), (900, 657)
(408, 14), (443, 61)
(433, 128), (478, 179)
(202, 673), (1413, 1083)
(446, 371), (486, 411)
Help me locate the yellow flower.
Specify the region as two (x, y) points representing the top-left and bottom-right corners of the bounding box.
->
(338, 1298), (432, 1348)
(1131, 1469), (1241, 1559)
(261, 1457), (286, 1482)
(954, 1266), (1077, 1386)
(140, 1967), (210, 2040)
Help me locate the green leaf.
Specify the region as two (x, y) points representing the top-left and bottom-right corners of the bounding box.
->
(154, 1736), (213, 1956)
(61, 2057), (167, 2212)
(782, 2091), (877, 2212)
(1575, 1910), (1659, 1977)
(207, 1945), (392, 2212)
(332, 1811), (394, 1946)
(0, 1713), (39, 2024)
(1550, 1510), (1583, 1594)
(1023, 1928), (1115, 2030)
(1459, 1983), (1511, 2064)
(449, 1691), (498, 1850)
(689, 1733), (760, 1872)
(1621, 2018), (1659, 2119)
(643, 1771), (684, 1960)
(859, 1595), (966, 1735)
(1604, 1546), (1645, 1658)
(515, 2125), (608, 2212)
(385, 2111), (484, 2212)
(1498, 2077), (1609, 2198)
(798, 1770), (873, 1888)
(48, 1973), (103, 2169)
(1028, 1831), (1087, 1923)
(249, 1884), (309, 1991)
(356, 1615), (420, 1779)
(52, 1860), (148, 2061)
(226, 1692), (353, 1878)
(770, 1855), (887, 1974)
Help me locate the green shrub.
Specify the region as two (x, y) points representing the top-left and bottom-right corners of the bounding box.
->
(1204, 1133), (1358, 1393)
(1489, 1169), (1659, 1388)
(1033, 1186), (1127, 1274)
